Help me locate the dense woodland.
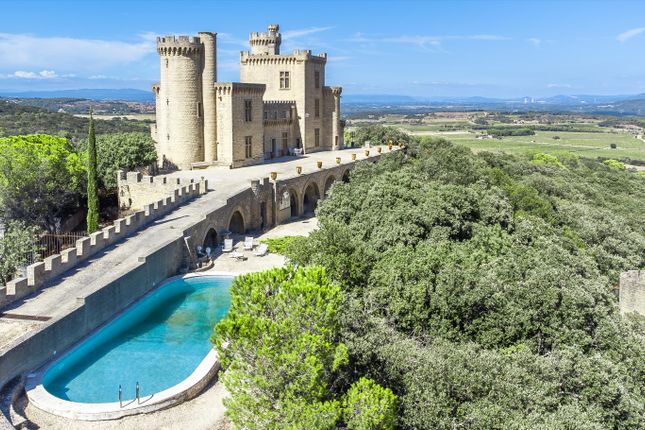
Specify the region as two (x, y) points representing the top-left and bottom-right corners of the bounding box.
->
(216, 136), (645, 429)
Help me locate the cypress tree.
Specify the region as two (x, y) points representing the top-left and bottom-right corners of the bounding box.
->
(86, 109), (99, 233)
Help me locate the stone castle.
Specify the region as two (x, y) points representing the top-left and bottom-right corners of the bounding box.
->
(151, 24), (344, 170)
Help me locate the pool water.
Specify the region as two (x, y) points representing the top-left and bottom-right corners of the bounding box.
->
(43, 276), (232, 403)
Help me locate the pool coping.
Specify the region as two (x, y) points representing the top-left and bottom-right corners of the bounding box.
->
(24, 273), (231, 421)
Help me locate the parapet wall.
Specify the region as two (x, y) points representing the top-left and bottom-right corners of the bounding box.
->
(0, 178), (207, 309)
(619, 270), (645, 315)
(117, 171), (208, 212)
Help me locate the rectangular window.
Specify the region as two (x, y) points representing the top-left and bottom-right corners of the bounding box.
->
(315, 128), (320, 147)
(280, 71), (290, 89)
(315, 98), (320, 118)
(245, 136), (252, 158)
(196, 102), (202, 117)
(244, 99), (252, 122)
(315, 71), (320, 89)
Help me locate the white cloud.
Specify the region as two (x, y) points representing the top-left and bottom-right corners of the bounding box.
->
(0, 32), (155, 72)
(281, 27), (333, 40)
(349, 33), (509, 49)
(527, 37), (542, 47)
(547, 83), (572, 88)
(328, 56), (351, 62)
(7, 69), (61, 79)
(617, 27), (645, 42)
(38, 69), (57, 78)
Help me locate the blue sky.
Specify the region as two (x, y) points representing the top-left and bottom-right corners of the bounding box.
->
(1, 0), (644, 97)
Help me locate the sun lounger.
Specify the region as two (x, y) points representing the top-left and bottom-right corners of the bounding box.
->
(222, 238), (233, 253)
(254, 243), (269, 257)
(243, 236), (254, 250)
(230, 250), (246, 261)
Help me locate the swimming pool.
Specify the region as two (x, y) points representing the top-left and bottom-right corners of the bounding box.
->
(41, 275), (232, 404)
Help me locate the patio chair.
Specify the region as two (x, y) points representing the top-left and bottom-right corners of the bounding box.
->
(254, 243), (269, 257)
(230, 250), (246, 261)
(243, 236), (254, 250)
(222, 238), (233, 253)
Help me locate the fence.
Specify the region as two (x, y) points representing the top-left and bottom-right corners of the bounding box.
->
(22, 231), (87, 267)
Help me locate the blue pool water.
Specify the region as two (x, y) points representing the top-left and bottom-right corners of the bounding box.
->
(43, 275), (232, 403)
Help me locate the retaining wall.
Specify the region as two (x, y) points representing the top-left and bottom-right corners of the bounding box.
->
(0, 235), (186, 392)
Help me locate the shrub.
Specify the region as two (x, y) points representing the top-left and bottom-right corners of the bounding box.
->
(603, 159), (625, 170)
(343, 377), (397, 430)
(610, 143), (617, 149)
(261, 235), (307, 255)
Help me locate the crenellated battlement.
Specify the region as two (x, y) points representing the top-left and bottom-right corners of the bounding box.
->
(157, 35), (203, 56)
(249, 24), (281, 55)
(214, 82), (266, 96)
(1, 172), (209, 308)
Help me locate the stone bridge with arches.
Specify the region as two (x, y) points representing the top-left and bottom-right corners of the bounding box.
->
(186, 159), (357, 253)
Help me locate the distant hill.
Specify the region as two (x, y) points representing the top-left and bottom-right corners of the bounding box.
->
(0, 88), (154, 102)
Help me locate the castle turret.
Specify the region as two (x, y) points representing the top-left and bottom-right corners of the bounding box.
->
(156, 35), (204, 170)
(330, 86), (343, 149)
(249, 24), (281, 55)
(198, 32), (217, 162)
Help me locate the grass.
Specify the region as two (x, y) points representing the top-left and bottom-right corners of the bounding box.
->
(399, 124), (645, 161)
(261, 236), (304, 255)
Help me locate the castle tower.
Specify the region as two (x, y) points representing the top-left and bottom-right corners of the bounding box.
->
(156, 35), (205, 170)
(198, 32), (218, 162)
(249, 24), (281, 55)
(330, 86), (343, 149)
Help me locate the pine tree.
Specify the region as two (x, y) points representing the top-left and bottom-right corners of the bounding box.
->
(86, 109), (99, 233)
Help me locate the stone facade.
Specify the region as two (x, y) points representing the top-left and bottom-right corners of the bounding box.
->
(152, 24), (344, 170)
(619, 270), (645, 316)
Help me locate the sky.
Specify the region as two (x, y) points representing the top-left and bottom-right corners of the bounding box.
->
(1, 0), (644, 98)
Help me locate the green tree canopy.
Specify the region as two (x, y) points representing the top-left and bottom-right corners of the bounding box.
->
(284, 138), (645, 429)
(77, 132), (157, 190)
(0, 134), (85, 232)
(350, 124), (410, 147)
(0, 220), (40, 285)
(213, 267), (348, 429)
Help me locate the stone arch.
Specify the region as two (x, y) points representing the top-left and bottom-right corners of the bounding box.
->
(302, 181), (321, 215)
(342, 169), (351, 183)
(228, 210), (245, 234)
(288, 188), (299, 218)
(324, 175), (337, 196)
(202, 227), (218, 249)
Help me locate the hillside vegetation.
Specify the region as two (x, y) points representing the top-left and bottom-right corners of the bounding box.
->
(0, 100), (150, 141)
(219, 137), (645, 429)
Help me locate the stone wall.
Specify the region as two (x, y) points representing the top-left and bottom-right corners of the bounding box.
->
(0, 180), (207, 309)
(215, 83), (266, 168)
(619, 270), (645, 315)
(117, 170), (208, 212)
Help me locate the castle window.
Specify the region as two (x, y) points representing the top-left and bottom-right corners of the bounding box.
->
(165, 59), (169, 68)
(315, 71), (320, 89)
(196, 102), (202, 117)
(245, 136), (253, 158)
(315, 128), (320, 147)
(166, 98), (169, 106)
(281, 110), (287, 119)
(315, 99), (320, 118)
(282, 132), (288, 151)
(244, 99), (252, 122)
(280, 71), (290, 89)
(264, 111), (268, 120)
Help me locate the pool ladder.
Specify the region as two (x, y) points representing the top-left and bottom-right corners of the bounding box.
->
(118, 382), (141, 408)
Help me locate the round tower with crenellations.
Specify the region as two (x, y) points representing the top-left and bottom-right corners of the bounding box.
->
(156, 35), (205, 170)
(249, 24), (281, 55)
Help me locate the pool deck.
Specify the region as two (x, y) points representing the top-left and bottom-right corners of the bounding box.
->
(0, 148), (354, 350)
